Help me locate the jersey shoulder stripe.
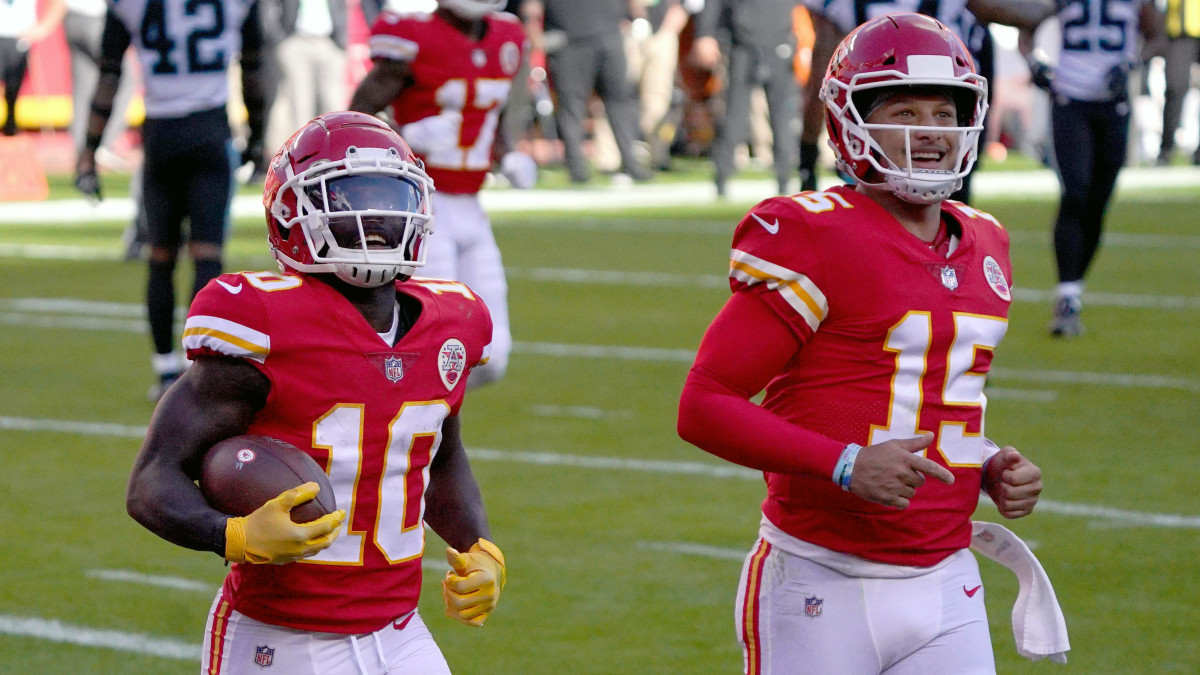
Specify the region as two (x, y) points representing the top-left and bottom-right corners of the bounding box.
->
(369, 34), (420, 61)
(183, 315), (271, 363)
(730, 248), (829, 332)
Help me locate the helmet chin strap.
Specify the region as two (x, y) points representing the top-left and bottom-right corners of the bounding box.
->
(884, 173), (961, 204)
(333, 263), (401, 288)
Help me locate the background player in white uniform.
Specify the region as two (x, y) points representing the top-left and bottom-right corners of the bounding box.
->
(678, 14), (1051, 673)
(126, 113), (506, 674)
(75, 0), (270, 399)
(349, 0), (535, 388)
(1022, 0), (1165, 336)
(798, 0), (1053, 196)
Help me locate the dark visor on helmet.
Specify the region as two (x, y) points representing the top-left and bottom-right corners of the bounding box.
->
(306, 174), (424, 214)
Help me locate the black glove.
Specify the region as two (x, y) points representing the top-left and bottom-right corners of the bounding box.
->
(241, 139), (265, 177)
(74, 168), (102, 203)
(1106, 63), (1131, 103)
(1028, 55), (1054, 92)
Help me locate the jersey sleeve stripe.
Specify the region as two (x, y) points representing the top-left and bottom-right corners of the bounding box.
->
(182, 315), (270, 363)
(369, 35), (418, 62)
(730, 249), (828, 331)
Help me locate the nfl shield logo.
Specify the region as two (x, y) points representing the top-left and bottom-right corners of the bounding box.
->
(804, 596), (823, 617)
(940, 266), (959, 291)
(254, 644), (274, 668)
(384, 356), (404, 383)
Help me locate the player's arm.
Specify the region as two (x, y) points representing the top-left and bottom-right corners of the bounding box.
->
(425, 415), (506, 626)
(128, 354), (344, 563)
(677, 291), (953, 508)
(126, 356), (270, 556)
(1138, 0), (1167, 60)
(349, 58), (414, 118)
(19, 0), (65, 44)
(239, 0), (271, 172)
(690, 0), (724, 70)
(966, 0), (1055, 33)
(74, 10), (130, 200)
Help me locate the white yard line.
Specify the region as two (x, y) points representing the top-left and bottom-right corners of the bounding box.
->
(86, 569), (212, 593)
(0, 302), (1196, 391)
(3, 415), (1198, 528)
(0, 614), (198, 660)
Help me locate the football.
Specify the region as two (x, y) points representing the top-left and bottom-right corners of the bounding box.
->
(200, 434), (336, 523)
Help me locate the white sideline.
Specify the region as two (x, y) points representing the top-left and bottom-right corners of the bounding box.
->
(3, 414), (1198, 529)
(2, 166), (1200, 225)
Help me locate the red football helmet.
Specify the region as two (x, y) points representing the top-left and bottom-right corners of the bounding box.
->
(820, 13), (988, 204)
(264, 111), (434, 287)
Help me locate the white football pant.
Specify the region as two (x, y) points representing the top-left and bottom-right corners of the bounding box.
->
(202, 592), (450, 674)
(421, 191), (511, 387)
(736, 537), (995, 674)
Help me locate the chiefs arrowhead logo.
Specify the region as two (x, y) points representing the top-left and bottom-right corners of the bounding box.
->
(437, 338), (467, 391)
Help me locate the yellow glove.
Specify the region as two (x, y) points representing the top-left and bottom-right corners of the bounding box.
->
(442, 538), (506, 627)
(224, 482), (345, 565)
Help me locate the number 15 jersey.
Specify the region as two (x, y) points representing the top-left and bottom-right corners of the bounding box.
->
(730, 186), (1014, 566)
(184, 272), (492, 634)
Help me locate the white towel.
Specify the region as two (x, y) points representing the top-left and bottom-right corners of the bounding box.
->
(970, 521), (1071, 663)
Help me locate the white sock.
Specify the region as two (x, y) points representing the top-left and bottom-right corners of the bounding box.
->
(151, 351), (184, 376)
(1055, 282), (1083, 304)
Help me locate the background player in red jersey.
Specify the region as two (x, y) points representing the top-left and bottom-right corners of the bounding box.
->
(348, 0), (534, 388)
(678, 14), (1058, 674)
(126, 112), (506, 674)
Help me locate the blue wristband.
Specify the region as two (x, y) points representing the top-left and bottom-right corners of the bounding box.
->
(832, 443), (863, 491)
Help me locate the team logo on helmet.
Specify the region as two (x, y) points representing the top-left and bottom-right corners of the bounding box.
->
(982, 256), (1011, 301)
(438, 338), (467, 391)
(804, 596), (823, 617)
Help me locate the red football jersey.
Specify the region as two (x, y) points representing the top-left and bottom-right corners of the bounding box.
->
(729, 186), (1014, 566)
(368, 11), (527, 193)
(183, 272), (492, 633)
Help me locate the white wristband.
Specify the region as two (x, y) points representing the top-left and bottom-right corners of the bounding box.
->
(832, 443), (862, 491)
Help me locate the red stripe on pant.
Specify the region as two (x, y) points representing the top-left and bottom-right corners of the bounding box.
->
(207, 597), (233, 674)
(741, 539), (772, 675)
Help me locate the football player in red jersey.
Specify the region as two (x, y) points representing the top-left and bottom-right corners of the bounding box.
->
(678, 14), (1061, 674)
(126, 112), (506, 674)
(348, 0), (534, 388)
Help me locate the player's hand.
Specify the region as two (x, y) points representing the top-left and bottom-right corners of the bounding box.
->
(239, 138), (266, 185)
(983, 446), (1042, 519)
(224, 482), (346, 565)
(500, 151), (538, 189)
(848, 434), (955, 509)
(442, 538), (506, 627)
(400, 113), (462, 156)
(692, 36), (721, 70)
(74, 153), (102, 203)
(1027, 51), (1054, 92)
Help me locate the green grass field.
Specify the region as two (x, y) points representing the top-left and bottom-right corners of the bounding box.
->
(1, 169), (1198, 673)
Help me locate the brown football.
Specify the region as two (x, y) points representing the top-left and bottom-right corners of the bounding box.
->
(200, 435), (336, 523)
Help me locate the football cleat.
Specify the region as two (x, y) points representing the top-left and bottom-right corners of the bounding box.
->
(1048, 297), (1083, 338)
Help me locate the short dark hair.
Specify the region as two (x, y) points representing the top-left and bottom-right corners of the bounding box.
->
(852, 85), (975, 126)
